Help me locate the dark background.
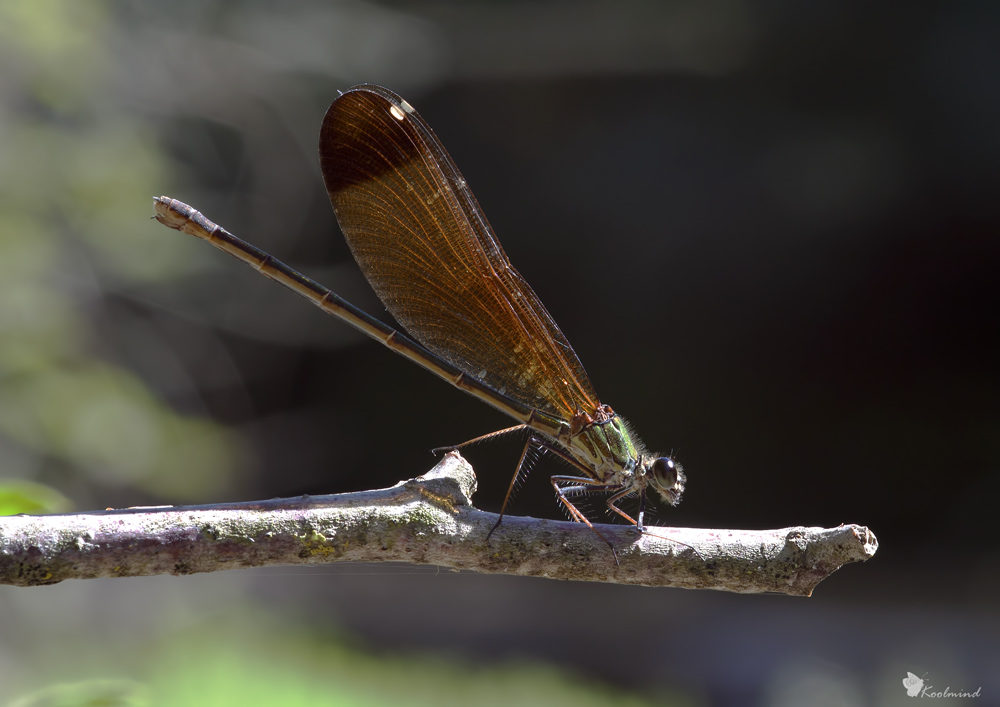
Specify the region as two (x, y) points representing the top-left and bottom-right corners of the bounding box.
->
(0, 1), (996, 705)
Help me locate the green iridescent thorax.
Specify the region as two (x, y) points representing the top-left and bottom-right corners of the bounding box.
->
(566, 407), (643, 481)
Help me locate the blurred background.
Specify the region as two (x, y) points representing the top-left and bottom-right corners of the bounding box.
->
(0, 0), (997, 705)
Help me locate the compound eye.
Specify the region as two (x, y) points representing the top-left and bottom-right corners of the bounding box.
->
(649, 456), (685, 506)
(651, 457), (678, 488)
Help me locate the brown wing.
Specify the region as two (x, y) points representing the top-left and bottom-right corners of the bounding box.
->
(318, 84), (600, 419)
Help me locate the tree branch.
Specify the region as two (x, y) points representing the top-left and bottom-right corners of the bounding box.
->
(0, 453), (876, 595)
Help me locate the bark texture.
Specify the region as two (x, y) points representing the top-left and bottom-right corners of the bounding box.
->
(0, 453), (877, 595)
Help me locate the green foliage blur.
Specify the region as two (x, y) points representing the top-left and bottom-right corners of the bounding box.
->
(5, 605), (691, 707)
(0, 479), (71, 515)
(0, 0), (239, 512)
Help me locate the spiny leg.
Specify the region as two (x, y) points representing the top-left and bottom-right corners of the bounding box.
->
(535, 438), (634, 562)
(606, 487), (641, 527)
(543, 439), (642, 527)
(487, 434), (542, 544)
(606, 488), (701, 556)
(431, 424), (526, 455)
(549, 475), (612, 523)
(549, 474), (624, 564)
(608, 489), (701, 557)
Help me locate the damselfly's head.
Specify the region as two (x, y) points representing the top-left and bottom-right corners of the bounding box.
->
(647, 456), (685, 506)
